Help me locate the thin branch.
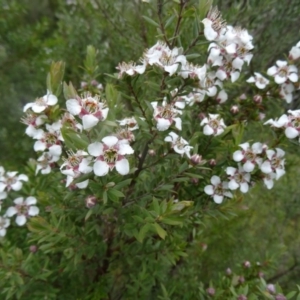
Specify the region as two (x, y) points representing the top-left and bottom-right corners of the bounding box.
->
(171, 0), (188, 48)
(157, 0), (171, 47)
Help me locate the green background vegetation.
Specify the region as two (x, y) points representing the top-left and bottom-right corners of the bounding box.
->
(1, 0), (300, 298)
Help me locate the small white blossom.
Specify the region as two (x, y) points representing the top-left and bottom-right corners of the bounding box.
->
(60, 150), (92, 187)
(233, 142), (263, 172)
(202, 6), (226, 41)
(260, 148), (285, 180)
(66, 93), (109, 130)
(151, 101), (182, 131)
(246, 72), (269, 89)
(0, 216), (10, 237)
(204, 175), (232, 204)
(164, 132), (193, 158)
(289, 41), (300, 60)
(0, 172), (28, 192)
(117, 117), (139, 131)
(6, 197), (39, 226)
(88, 136), (134, 176)
(200, 114), (226, 136)
(21, 113), (47, 138)
(23, 91), (58, 113)
(226, 165), (251, 193)
(36, 152), (60, 175)
(267, 60), (298, 84)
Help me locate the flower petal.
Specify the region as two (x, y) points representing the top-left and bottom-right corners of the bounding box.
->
(28, 206), (39, 216)
(66, 99), (81, 115)
(93, 161), (110, 176)
(82, 114), (99, 130)
(88, 142), (103, 157)
(115, 159), (130, 175)
(102, 136), (118, 147)
(16, 215), (27, 226)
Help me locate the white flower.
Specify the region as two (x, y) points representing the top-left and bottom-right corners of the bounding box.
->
(88, 136), (134, 176)
(200, 114), (226, 136)
(267, 60), (298, 84)
(61, 112), (83, 132)
(33, 122), (63, 157)
(279, 83), (295, 103)
(66, 92), (109, 130)
(179, 62), (207, 81)
(0, 172), (28, 192)
(264, 110), (300, 140)
(23, 91), (58, 113)
(6, 197), (39, 226)
(36, 152), (60, 175)
(21, 113), (47, 138)
(202, 7), (226, 41)
(117, 117), (139, 131)
(151, 101), (182, 131)
(262, 172), (276, 189)
(116, 60), (146, 78)
(233, 142), (263, 172)
(204, 175), (233, 204)
(164, 132), (193, 158)
(246, 72), (269, 89)
(226, 165), (251, 193)
(144, 41), (187, 76)
(60, 150), (93, 187)
(289, 41), (300, 60)
(0, 216), (10, 237)
(260, 148), (285, 180)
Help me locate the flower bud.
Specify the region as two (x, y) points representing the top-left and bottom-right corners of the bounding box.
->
(190, 178), (199, 185)
(259, 113), (266, 121)
(191, 154), (202, 165)
(198, 113), (206, 120)
(226, 268), (232, 275)
(81, 81), (88, 89)
(85, 195), (97, 208)
(238, 276), (245, 284)
(230, 105), (239, 114)
(243, 261), (251, 268)
(29, 245), (38, 253)
(253, 94), (262, 104)
(209, 159), (216, 166)
(258, 271), (264, 278)
(275, 295), (286, 300)
(91, 79), (99, 86)
(267, 284), (276, 294)
(148, 149), (156, 156)
(237, 295), (247, 300)
(206, 287), (215, 296)
(240, 93), (247, 100)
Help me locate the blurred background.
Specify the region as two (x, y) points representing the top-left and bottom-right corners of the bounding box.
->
(1, 0), (300, 291)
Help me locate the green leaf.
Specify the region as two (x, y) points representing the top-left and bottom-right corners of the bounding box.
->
(160, 217), (183, 226)
(105, 83), (119, 108)
(152, 198), (161, 214)
(60, 126), (89, 150)
(286, 291), (297, 299)
(185, 53), (201, 59)
(103, 190), (108, 204)
(153, 223), (167, 239)
(142, 16), (160, 27)
(137, 224), (152, 243)
(85, 209), (94, 221)
(63, 81), (78, 100)
(47, 61), (65, 96)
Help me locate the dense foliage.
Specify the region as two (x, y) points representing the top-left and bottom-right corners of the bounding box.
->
(1, 0), (300, 299)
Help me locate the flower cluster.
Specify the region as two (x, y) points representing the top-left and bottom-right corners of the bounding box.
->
(0, 166), (39, 236)
(265, 109), (300, 141)
(205, 142), (286, 203)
